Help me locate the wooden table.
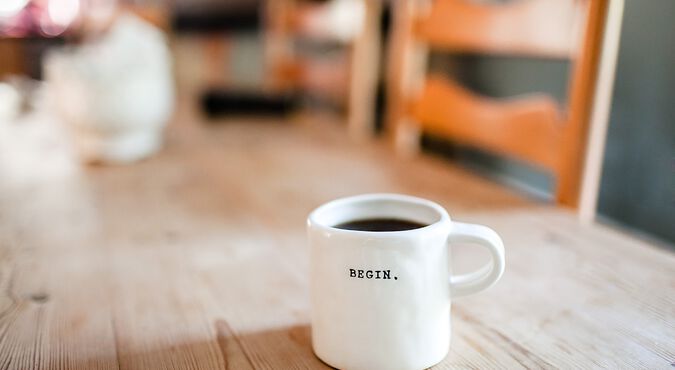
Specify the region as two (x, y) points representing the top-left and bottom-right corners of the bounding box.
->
(1, 106), (673, 369)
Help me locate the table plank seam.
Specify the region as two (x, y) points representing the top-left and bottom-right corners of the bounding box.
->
(214, 318), (255, 370)
(110, 317), (122, 370)
(456, 308), (556, 369)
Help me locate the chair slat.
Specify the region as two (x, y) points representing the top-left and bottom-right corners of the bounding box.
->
(280, 57), (350, 102)
(411, 76), (563, 170)
(416, 0), (585, 58)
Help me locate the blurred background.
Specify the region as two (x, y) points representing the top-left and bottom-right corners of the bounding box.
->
(0, 0), (673, 247)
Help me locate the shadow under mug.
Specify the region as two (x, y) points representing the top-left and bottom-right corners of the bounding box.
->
(307, 193), (505, 370)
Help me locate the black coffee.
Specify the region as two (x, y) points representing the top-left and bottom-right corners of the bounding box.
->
(334, 218), (427, 232)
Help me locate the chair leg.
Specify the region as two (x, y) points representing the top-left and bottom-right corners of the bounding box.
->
(203, 34), (230, 87)
(347, 0), (382, 140)
(394, 118), (421, 156)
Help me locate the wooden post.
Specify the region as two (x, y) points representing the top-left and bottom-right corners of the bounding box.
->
(203, 35), (229, 87)
(347, 0), (382, 140)
(556, 0), (609, 207)
(579, 0), (625, 223)
(263, 0), (296, 92)
(385, 0), (429, 156)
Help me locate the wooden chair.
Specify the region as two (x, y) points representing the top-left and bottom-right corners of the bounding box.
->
(264, 0), (382, 139)
(385, 0), (623, 215)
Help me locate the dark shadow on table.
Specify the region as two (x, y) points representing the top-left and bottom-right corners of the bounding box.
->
(65, 324), (332, 369)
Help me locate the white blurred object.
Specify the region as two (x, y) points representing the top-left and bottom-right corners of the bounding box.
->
(81, 0), (119, 37)
(48, 0), (80, 26)
(0, 82), (22, 121)
(328, 0), (365, 42)
(45, 12), (174, 164)
(299, 0), (365, 43)
(0, 0), (28, 17)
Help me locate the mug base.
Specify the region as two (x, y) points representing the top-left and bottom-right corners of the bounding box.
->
(312, 344), (449, 370)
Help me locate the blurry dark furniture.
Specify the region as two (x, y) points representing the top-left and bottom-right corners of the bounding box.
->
(264, 0), (382, 138)
(0, 4), (168, 81)
(201, 89), (298, 117)
(172, 1), (260, 88)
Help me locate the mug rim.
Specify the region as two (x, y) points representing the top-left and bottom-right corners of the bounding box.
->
(307, 193), (451, 236)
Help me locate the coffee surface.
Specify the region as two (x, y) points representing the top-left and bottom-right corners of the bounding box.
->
(334, 218), (427, 232)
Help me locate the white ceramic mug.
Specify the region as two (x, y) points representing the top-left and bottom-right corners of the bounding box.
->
(307, 193), (505, 370)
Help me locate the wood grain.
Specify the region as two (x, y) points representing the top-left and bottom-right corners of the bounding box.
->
(0, 98), (673, 369)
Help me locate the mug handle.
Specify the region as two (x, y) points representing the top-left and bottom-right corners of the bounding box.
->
(448, 222), (506, 298)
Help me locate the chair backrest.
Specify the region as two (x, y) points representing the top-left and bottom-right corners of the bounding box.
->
(264, 0), (382, 139)
(386, 0), (609, 208)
